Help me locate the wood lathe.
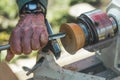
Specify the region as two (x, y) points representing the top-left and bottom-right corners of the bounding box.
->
(1, 0), (120, 80)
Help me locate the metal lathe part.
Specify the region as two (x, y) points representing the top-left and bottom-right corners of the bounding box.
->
(26, 57), (45, 76)
(48, 32), (66, 40)
(85, 36), (117, 52)
(0, 44), (10, 51)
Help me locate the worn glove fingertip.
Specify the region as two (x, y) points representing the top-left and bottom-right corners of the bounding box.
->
(5, 50), (14, 62)
(40, 33), (48, 48)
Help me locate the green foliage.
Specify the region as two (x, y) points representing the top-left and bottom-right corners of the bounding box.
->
(0, 0), (18, 19)
(0, 0), (18, 42)
(47, 0), (73, 33)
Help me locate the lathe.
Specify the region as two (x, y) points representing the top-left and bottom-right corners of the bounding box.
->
(1, 0), (120, 80)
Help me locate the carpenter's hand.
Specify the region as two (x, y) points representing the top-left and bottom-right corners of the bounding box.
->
(6, 13), (48, 61)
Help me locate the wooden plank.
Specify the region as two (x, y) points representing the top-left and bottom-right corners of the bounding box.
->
(112, 77), (120, 80)
(0, 62), (18, 80)
(57, 48), (101, 71)
(63, 55), (101, 71)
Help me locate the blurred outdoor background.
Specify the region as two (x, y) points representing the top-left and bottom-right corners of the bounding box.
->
(0, 0), (110, 79)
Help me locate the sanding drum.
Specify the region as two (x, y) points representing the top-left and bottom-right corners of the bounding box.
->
(60, 9), (118, 54)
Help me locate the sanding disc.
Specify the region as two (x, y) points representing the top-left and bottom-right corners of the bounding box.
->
(60, 23), (85, 54)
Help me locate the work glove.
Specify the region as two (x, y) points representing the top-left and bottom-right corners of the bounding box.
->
(6, 13), (48, 61)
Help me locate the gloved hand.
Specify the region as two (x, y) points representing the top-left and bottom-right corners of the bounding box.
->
(6, 13), (48, 61)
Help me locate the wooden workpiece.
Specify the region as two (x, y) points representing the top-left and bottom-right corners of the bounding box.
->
(0, 62), (18, 80)
(60, 23), (85, 54)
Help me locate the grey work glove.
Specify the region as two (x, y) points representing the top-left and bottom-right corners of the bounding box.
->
(6, 13), (48, 61)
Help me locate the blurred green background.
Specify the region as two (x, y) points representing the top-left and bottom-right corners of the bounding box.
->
(0, 0), (110, 62)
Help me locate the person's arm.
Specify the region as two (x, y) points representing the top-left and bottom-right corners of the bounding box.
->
(6, 0), (48, 61)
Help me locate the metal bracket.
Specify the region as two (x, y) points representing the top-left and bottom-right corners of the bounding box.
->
(30, 51), (105, 80)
